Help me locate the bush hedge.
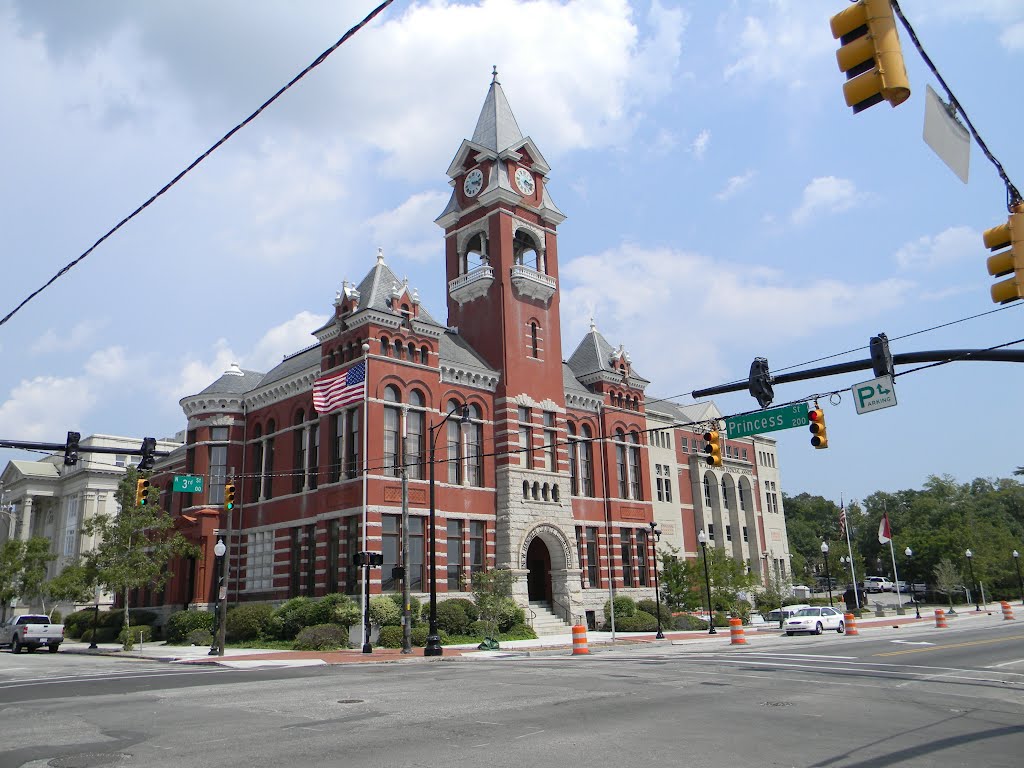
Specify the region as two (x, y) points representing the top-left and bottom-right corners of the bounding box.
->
(370, 596), (401, 627)
(187, 629), (214, 646)
(377, 625), (406, 649)
(603, 596), (637, 623)
(226, 603), (274, 642)
(636, 599), (663, 618)
(615, 609), (659, 632)
(271, 594), (361, 640)
(386, 593), (422, 624)
(442, 598), (479, 623)
(118, 625), (155, 646)
(294, 623), (349, 651)
(165, 610), (215, 644)
(496, 598), (525, 631)
(80, 626), (119, 643)
(671, 613), (710, 631)
(64, 609), (97, 639)
(410, 625), (450, 647)
(435, 600), (471, 635)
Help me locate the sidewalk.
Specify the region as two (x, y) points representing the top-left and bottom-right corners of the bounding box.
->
(57, 606), (1003, 667)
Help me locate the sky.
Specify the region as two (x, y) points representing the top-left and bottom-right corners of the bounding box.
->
(1, 0), (1022, 508)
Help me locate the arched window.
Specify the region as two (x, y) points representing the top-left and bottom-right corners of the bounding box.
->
(523, 480), (530, 499)
(384, 386), (401, 477)
(722, 478), (729, 507)
(380, 335), (390, 356)
(530, 322), (539, 358)
(406, 390), (425, 479)
(293, 409), (306, 494)
(327, 350), (336, 369)
(420, 345), (430, 364)
(532, 481), (540, 500)
(447, 398), (463, 485)
(580, 424), (594, 497)
(251, 424), (264, 501)
(542, 483), (550, 501)
(408, 342), (417, 363)
(466, 403), (483, 487)
(628, 431), (642, 500)
(703, 475), (712, 506)
(394, 339), (404, 359)
(263, 420), (276, 500)
(567, 422), (579, 495)
(615, 429), (628, 499)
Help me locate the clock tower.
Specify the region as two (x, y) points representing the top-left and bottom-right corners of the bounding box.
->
(436, 71), (578, 596)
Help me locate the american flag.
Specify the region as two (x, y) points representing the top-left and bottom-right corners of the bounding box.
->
(313, 361), (365, 414)
(839, 506), (847, 539)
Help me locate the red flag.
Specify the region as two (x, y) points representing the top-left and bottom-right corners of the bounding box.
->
(877, 512), (892, 544)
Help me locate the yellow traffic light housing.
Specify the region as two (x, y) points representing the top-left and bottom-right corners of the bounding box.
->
(135, 477), (150, 506)
(703, 431), (722, 467)
(224, 483), (236, 511)
(984, 209), (1024, 304)
(830, 0), (910, 113)
(808, 407), (829, 449)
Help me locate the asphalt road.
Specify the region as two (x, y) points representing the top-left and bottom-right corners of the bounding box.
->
(1, 617), (1021, 768)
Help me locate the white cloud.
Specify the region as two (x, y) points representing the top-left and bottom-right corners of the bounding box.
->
(722, 2), (834, 89)
(791, 176), (858, 224)
(690, 128), (711, 159)
(560, 243), (912, 389)
(1002, 22), (1024, 51)
(31, 321), (104, 355)
(247, 311), (329, 371)
(895, 226), (978, 270)
(83, 346), (131, 381)
(0, 375), (97, 440)
(367, 191), (449, 264)
(166, 338), (238, 405)
(715, 170), (756, 201)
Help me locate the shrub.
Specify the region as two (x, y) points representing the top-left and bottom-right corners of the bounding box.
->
(468, 620), (489, 638)
(410, 625), (450, 647)
(377, 625), (405, 649)
(64, 609), (97, 638)
(636, 599), (661, 618)
(104, 609), (157, 629)
(80, 626), (119, 643)
(49, 609), (63, 624)
(273, 595), (361, 640)
(444, 598), (479, 623)
(603, 596), (637, 623)
(226, 603), (275, 642)
(496, 598), (525, 632)
(671, 613), (710, 631)
(501, 623), (537, 641)
(370, 596), (401, 627)
(319, 593), (361, 630)
(187, 629), (214, 646)
(118, 625), (154, 646)
(293, 623), (348, 651)
(732, 599), (752, 623)
(436, 600), (470, 635)
(165, 610), (215, 644)
(387, 593), (422, 624)
(712, 611), (729, 627)
(616, 610), (659, 632)
(272, 597), (318, 640)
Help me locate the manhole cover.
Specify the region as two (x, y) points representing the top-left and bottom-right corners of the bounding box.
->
(761, 701), (793, 707)
(337, 699), (363, 704)
(49, 753), (131, 768)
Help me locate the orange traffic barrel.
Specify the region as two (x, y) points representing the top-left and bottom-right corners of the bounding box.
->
(844, 612), (858, 636)
(572, 624), (590, 655)
(934, 609), (948, 628)
(729, 617), (747, 645)
(1001, 601), (1015, 620)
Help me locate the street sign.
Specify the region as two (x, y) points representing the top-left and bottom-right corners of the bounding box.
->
(172, 474), (204, 493)
(725, 403), (809, 440)
(853, 374), (897, 414)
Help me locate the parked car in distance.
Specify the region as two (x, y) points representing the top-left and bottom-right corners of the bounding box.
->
(785, 606), (846, 635)
(766, 604), (812, 624)
(863, 576), (894, 593)
(0, 614), (64, 653)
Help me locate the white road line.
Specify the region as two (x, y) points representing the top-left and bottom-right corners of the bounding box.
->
(0, 667), (228, 689)
(987, 659), (1024, 669)
(709, 657), (1022, 685)
(730, 652), (857, 660)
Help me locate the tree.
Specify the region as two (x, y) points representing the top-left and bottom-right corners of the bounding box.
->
(0, 539), (25, 621)
(19, 537), (55, 613)
(657, 545), (701, 611)
(932, 558), (963, 614)
(44, 560), (98, 614)
(703, 548), (755, 615)
(83, 468), (198, 648)
(470, 568), (514, 646)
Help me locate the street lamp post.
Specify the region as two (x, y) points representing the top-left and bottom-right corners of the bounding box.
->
(209, 537), (226, 655)
(820, 541), (833, 607)
(965, 549), (980, 612)
(424, 403), (469, 657)
(1014, 550), (1024, 605)
(905, 547), (920, 619)
(648, 522), (664, 639)
(697, 530), (716, 635)
(89, 585), (100, 650)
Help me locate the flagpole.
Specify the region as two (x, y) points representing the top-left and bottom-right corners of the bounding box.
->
(842, 495), (859, 610)
(888, 537), (904, 611)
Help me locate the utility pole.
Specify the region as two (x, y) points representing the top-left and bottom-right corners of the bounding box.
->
(401, 407), (412, 654)
(215, 468), (234, 657)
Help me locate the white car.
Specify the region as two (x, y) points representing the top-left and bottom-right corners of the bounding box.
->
(784, 606), (846, 635)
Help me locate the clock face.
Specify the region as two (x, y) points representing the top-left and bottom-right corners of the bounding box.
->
(514, 167), (535, 195)
(463, 168), (484, 197)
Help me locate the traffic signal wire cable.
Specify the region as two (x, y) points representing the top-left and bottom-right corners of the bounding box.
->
(890, 0), (1021, 210)
(0, 1), (396, 332)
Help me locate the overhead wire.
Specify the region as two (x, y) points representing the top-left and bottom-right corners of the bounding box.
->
(0, 0), (396, 331)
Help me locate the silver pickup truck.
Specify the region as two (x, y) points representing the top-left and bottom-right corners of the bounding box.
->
(1, 614), (65, 653)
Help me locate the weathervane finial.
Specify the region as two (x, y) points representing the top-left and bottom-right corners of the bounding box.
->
(491, 65), (499, 84)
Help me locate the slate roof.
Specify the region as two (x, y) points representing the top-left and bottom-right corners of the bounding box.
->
(565, 323), (647, 383)
(196, 368), (265, 396)
(9, 460), (60, 479)
(351, 253), (443, 327)
(439, 331), (497, 373)
(259, 346), (322, 389)
(471, 75), (524, 153)
(562, 363), (593, 398)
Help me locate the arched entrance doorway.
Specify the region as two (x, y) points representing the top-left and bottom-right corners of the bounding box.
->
(526, 537), (552, 604)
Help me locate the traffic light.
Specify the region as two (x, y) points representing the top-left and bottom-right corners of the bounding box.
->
(869, 332), (893, 377)
(63, 431), (80, 466)
(748, 357), (774, 409)
(703, 431), (722, 467)
(984, 208), (1024, 304)
(138, 437), (157, 471)
(830, 0), (910, 113)
(224, 483), (236, 511)
(808, 406), (829, 449)
(135, 477), (150, 506)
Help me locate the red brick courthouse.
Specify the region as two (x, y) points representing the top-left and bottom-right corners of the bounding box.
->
(150, 75), (791, 630)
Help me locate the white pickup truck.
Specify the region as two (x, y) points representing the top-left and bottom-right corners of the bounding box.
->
(1, 614), (65, 653)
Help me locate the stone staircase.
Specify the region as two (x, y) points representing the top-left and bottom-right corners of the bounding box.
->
(527, 600), (574, 637)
